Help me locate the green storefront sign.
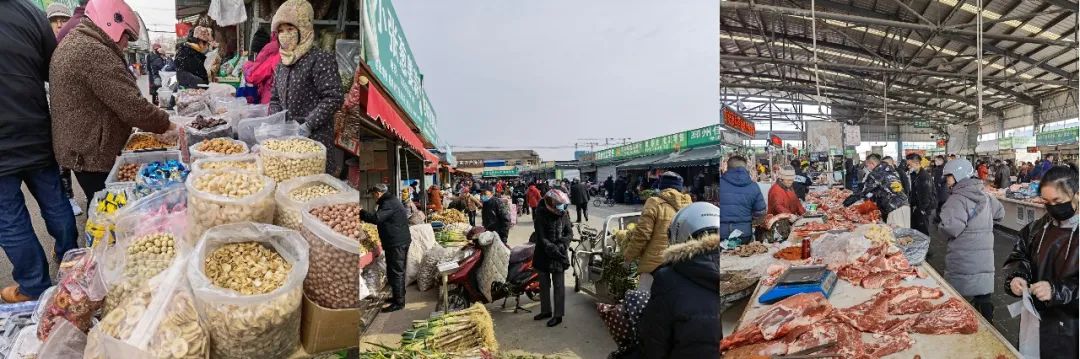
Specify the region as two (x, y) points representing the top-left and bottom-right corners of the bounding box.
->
(913, 121), (930, 128)
(482, 169), (520, 177)
(593, 124), (720, 162)
(998, 136), (1034, 150)
(364, 0), (439, 145)
(997, 137), (1013, 150)
(1036, 127), (1079, 147)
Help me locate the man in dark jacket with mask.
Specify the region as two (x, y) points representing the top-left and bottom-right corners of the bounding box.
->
(790, 159), (811, 200)
(360, 184), (410, 312)
(718, 156), (766, 245)
(844, 154), (911, 227)
(905, 153), (936, 236)
(481, 187), (512, 243)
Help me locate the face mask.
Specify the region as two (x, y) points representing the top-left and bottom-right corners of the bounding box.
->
(278, 29), (299, 50)
(480, 195), (491, 202)
(1046, 201), (1076, 222)
(556, 203), (568, 211)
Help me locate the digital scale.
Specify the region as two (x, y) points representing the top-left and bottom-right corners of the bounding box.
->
(758, 265), (838, 304)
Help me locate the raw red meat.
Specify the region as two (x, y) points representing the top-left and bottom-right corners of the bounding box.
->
(784, 320), (866, 358)
(909, 297), (979, 335)
(890, 299), (937, 315)
(835, 243), (920, 289)
(880, 285), (944, 302)
(834, 294), (891, 333)
(864, 331), (915, 357)
(721, 293), (834, 350)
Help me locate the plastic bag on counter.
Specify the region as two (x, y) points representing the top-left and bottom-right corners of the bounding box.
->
(253, 121), (304, 143)
(300, 193), (362, 309)
(107, 213), (191, 287)
(235, 110), (287, 147)
(208, 96), (246, 116)
(812, 231), (872, 268)
(233, 103), (269, 119)
(181, 115), (233, 155)
(416, 246), (456, 292)
(174, 90), (209, 117)
(191, 154), (262, 174)
(84, 187), (138, 248)
(274, 174), (352, 230)
(1008, 287), (1041, 359)
(113, 185), (187, 222)
(204, 83), (235, 99)
(37, 249), (106, 341)
(257, 136), (327, 182)
(6, 325), (40, 359)
(185, 170), (276, 240)
(891, 227), (931, 265)
(405, 224), (437, 286)
(36, 320), (85, 359)
(188, 137), (250, 162)
(187, 223), (309, 359)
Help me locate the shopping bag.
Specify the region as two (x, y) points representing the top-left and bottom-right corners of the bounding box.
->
(1008, 286), (1041, 359)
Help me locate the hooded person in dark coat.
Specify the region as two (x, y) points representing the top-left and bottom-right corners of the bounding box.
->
(531, 189), (573, 327)
(718, 156), (766, 245)
(359, 184), (410, 312)
(932, 155), (948, 222)
(906, 153), (936, 236)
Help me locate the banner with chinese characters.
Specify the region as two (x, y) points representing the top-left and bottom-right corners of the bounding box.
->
(592, 124), (720, 162)
(1035, 127), (1079, 147)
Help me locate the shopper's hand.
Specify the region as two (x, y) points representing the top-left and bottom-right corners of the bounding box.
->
(1010, 277), (1027, 296)
(1030, 281), (1052, 302)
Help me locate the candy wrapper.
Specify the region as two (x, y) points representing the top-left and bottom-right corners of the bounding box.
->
(134, 160), (189, 197)
(36, 249), (106, 341)
(85, 188), (135, 248)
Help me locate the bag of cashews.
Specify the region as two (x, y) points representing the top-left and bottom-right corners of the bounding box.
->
(84, 253), (210, 359)
(190, 154), (262, 174)
(187, 223), (309, 359)
(274, 174), (354, 231)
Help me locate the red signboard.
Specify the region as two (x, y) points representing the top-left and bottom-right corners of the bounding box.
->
(1027, 146), (1039, 153)
(722, 107), (756, 138)
(769, 134), (783, 147)
(936, 139), (947, 148)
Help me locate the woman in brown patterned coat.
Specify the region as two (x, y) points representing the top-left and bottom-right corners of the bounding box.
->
(269, 0), (345, 176)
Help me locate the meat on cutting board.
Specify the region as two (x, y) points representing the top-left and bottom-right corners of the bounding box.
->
(909, 297), (979, 335)
(720, 293), (834, 350)
(890, 299), (938, 315)
(864, 331), (916, 357)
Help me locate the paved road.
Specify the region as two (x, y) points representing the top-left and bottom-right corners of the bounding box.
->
(360, 203), (643, 358)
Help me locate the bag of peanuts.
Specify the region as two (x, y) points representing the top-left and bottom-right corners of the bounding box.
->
(300, 193), (364, 309)
(188, 137), (250, 162)
(185, 170), (277, 240)
(235, 110), (287, 146)
(85, 252), (210, 359)
(187, 222), (309, 359)
(274, 174), (354, 230)
(191, 153), (262, 174)
(256, 136), (327, 182)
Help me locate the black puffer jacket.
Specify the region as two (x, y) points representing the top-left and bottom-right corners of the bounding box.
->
(638, 235), (721, 359)
(1004, 214), (1078, 357)
(0, 0), (57, 177)
(909, 168), (936, 216)
(173, 42), (208, 88)
(531, 205), (572, 273)
(359, 192), (410, 249)
(481, 197), (512, 239)
(846, 163), (909, 217)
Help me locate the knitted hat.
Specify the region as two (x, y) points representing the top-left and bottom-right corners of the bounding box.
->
(657, 172), (684, 191)
(271, 0), (315, 65)
(779, 166), (796, 181)
(46, 3), (72, 19)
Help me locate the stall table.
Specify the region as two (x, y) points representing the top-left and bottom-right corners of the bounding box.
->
(994, 195), (1045, 231)
(727, 263), (1020, 358)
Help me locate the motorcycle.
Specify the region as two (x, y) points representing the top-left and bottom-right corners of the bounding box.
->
(443, 231), (541, 312)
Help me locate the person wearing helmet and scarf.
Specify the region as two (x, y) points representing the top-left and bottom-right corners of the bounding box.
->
(174, 26), (213, 88)
(638, 202), (722, 359)
(532, 189), (574, 328)
(269, 0), (345, 176)
(49, 0), (177, 207)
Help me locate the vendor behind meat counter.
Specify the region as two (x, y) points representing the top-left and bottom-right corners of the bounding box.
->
(1004, 165), (1079, 358)
(842, 153), (910, 228)
(268, 0), (344, 176)
(767, 166), (805, 217)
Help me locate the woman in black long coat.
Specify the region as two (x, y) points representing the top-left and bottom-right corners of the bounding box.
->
(532, 189), (573, 327)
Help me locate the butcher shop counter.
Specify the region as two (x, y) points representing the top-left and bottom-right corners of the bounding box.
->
(993, 194), (1046, 232)
(726, 264), (1021, 358)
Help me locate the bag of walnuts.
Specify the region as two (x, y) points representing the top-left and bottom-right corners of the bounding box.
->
(187, 222), (309, 359)
(185, 170), (276, 240)
(300, 193), (364, 309)
(256, 136), (327, 182)
(274, 174), (354, 231)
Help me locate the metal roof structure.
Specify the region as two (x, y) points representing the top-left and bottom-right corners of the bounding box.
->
(720, 0), (1078, 128)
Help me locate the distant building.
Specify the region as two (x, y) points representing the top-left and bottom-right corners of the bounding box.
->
(453, 150), (541, 176)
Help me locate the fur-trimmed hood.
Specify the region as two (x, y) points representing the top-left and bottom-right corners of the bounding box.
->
(662, 234), (720, 264)
(659, 234), (721, 293)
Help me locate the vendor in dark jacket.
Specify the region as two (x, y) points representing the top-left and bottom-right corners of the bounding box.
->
(174, 26), (212, 88)
(905, 153), (936, 236)
(532, 189), (573, 327)
(1004, 165), (1078, 358)
(932, 155), (948, 223)
(639, 203), (721, 359)
(481, 186), (512, 243)
(790, 159), (811, 200)
(359, 184), (410, 313)
(844, 154), (910, 227)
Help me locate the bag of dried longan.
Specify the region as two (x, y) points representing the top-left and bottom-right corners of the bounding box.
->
(300, 193), (365, 309)
(274, 174), (354, 231)
(256, 136), (327, 183)
(185, 170), (276, 240)
(191, 154), (262, 174)
(187, 222), (309, 359)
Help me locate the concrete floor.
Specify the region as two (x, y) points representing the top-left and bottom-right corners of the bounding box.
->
(359, 203), (644, 358)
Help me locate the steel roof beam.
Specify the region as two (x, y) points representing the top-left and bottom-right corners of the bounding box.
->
(1038, 0), (1079, 11)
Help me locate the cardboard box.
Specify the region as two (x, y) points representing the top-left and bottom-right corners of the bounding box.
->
(300, 295), (361, 354)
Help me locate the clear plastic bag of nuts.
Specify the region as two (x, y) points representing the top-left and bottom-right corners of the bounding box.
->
(300, 193), (363, 309)
(187, 222), (309, 359)
(190, 154), (262, 174)
(274, 174), (355, 231)
(85, 254), (209, 359)
(184, 170), (276, 240)
(256, 136), (326, 182)
(102, 213), (191, 315)
(188, 138), (249, 162)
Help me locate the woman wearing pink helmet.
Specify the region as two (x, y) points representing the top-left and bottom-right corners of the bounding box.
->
(49, 0), (177, 206)
(532, 189), (573, 327)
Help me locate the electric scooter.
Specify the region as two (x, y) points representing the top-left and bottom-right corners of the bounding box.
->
(443, 231), (541, 312)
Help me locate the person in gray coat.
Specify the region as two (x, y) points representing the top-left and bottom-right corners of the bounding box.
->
(938, 158), (1004, 320)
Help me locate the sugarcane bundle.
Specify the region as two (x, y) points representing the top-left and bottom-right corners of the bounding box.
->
(436, 230), (468, 247)
(400, 303), (498, 354)
(430, 209), (468, 224)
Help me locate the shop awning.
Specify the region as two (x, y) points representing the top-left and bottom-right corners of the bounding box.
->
(616, 153), (670, 171)
(366, 85), (440, 164)
(650, 145), (721, 168)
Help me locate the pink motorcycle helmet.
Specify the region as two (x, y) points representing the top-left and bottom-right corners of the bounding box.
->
(85, 0), (141, 43)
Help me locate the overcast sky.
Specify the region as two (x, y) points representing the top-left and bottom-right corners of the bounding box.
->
(129, 0), (176, 43)
(395, 0), (718, 161)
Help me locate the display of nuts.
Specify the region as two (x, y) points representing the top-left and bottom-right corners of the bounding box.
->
(187, 171), (275, 239)
(195, 138), (245, 155)
(199, 286), (301, 359)
(195, 159), (259, 172)
(91, 285), (208, 359)
(116, 163), (140, 182)
(303, 203), (362, 308)
(204, 242), (291, 295)
(125, 232), (176, 276)
(125, 133), (175, 151)
(274, 183), (341, 230)
(187, 115), (227, 130)
(259, 138), (325, 182)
